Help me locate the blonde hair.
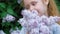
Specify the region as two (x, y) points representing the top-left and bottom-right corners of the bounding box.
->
(48, 0), (59, 16)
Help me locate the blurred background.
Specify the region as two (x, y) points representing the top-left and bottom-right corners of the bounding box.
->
(0, 0), (60, 34)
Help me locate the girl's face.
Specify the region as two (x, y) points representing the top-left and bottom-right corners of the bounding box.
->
(24, 0), (49, 16)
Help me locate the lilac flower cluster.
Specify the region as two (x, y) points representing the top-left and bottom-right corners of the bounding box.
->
(18, 9), (60, 34)
(2, 14), (15, 22)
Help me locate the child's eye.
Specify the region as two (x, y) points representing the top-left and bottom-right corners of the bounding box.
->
(31, 2), (37, 6)
(31, 3), (36, 6)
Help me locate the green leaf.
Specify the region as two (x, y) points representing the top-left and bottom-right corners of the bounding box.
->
(7, 6), (18, 17)
(2, 22), (10, 27)
(0, 3), (6, 12)
(18, 26), (22, 30)
(0, 3), (6, 9)
(11, 24), (17, 30)
(1, 12), (7, 18)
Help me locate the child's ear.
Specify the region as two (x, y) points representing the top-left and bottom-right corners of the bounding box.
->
(42, 0), (49, 5)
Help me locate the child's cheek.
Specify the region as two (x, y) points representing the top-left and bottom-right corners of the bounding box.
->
(37, 5), (46, 14)
(35, 5), (44, 14)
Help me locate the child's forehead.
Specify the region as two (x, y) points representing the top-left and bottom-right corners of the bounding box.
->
(24, 0), (40, 3)
(24, 0), (41, 5)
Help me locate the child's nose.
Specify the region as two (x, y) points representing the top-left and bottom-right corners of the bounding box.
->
(29, 6), (34, 11)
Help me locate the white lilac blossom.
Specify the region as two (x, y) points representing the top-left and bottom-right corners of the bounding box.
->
(21, 9), (31, 18)
(49, 16), (60, 22)
(30, 28), (39, 34)
(18, 9), (60, 34)
(0, 30), (5, 34)
(27, 19), (39, 30)
(39, 23), (50, 34)
(31, 10), (38, 15)
(20, 27), (28, 34)
(45, 16), (60, 26)
(21, 9), (39, 19)
(10, 28), (20, 34)
(30, 23), (50, 34)
(18, 18), (28, 27)
(2, 14), (15, 22)
(10, 30), (20, 34)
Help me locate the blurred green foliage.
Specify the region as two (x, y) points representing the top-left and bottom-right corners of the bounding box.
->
(55, 0), (60, 12)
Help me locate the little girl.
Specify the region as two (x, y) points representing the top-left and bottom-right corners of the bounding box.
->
(18, 0), (60, 34)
